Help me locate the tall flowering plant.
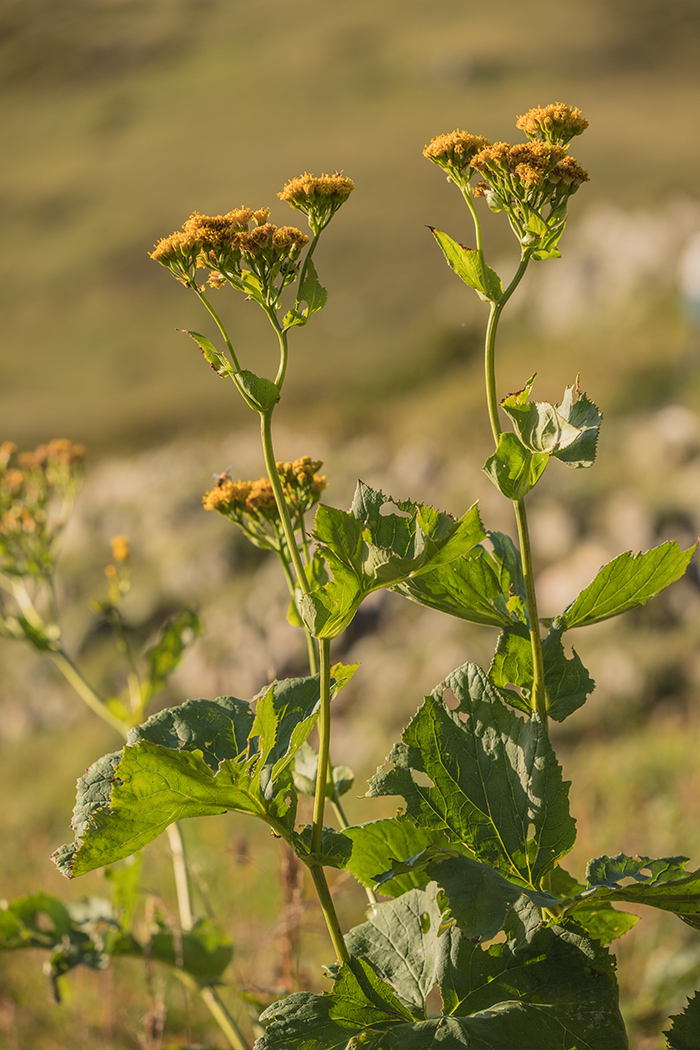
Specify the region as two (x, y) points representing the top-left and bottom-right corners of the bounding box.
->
(5, 106), (700, 1048)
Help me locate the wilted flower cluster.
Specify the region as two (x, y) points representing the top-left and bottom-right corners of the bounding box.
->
(424, 103), (588, 256)
(278, 172), (355, 235)
(0, 439), (85, 577)
(203, 457), (327, 546)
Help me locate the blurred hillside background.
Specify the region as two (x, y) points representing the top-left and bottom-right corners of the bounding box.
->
(4, 1), (700, 1047)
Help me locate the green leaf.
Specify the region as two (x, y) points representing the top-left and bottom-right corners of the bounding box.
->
(234, 369), (280, 412)
(553, 381), (602, 468)
(257, 888), (628, 1049)
(556, 854), (700, 930)
(292, 826), (353, 869)
(546, 865), (638, 943)
(131, 916), (233, 985)
(54, 671), (356, 878)
(178, 329), (234, 378)
(563, 542), (697, 629)
(299, 485), (485, 639)
(343, 819), (450, 897)
(501, 390), (581, 457)
(367, 663), (576, 887)
(483, 432), (549, 500)
(488, 626), (533, 715)
(142, 608), (202, 708)
(429, 227), (503, 302)
(284, 259), (328, 328)
(542, 622), (595, 721)
(665, 990), (700, 1050)
(394, 546), (515, 628)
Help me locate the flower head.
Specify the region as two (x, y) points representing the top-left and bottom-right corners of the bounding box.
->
(278, 172), (354, 234)
(202, 457), (328, 546)
(516, 103), (588, 147)
(423, 132), (491, 188)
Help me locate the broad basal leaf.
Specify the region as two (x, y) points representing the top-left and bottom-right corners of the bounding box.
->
(562, 542), (696, 629)
(367, 663), (576, 888)
(299, 484), (485, 639)
(54, 670), (355, 878)
(256, 888), (628, 1049)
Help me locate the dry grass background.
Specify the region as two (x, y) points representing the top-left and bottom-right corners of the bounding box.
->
(3, 1), (700, 1046)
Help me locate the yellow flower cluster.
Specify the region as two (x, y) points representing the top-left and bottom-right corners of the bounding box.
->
(422, 132), (492, 186)
(0, 439), (85, 577)
(278, 172), (355, 234)
(202, 457), (327, 527)
(424, 103), (589, 209)
(150, 207), (308, 288)
(516, 103), (589, 146)
(472, 141), (576, 189)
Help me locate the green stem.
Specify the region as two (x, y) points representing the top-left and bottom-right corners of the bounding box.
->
(260, 410), (310, 595)
(483, 250), (533, 446)
(193, 286), (242, 372)
(311, 639), (332, 857)
(173, 971), (250, 1050)
(308, 862), (350, 964)
(51, 649), (128, 736)
(513, 498), (548, 728)
(166, 823), (194, 932)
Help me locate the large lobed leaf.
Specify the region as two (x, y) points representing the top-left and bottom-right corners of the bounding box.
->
(256, 887), (628, 1049)
(367, 663), (576, 889)
(53, 669), (355, 878)
(299, 483), (486, 639)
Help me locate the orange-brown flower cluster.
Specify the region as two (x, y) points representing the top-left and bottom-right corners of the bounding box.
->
(516, 103), (588, 147)
(471, 141), (570, 189)
(203, 457), (327, 533)
(278, 172), (354, 233)
(0, 439), (85, 577)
